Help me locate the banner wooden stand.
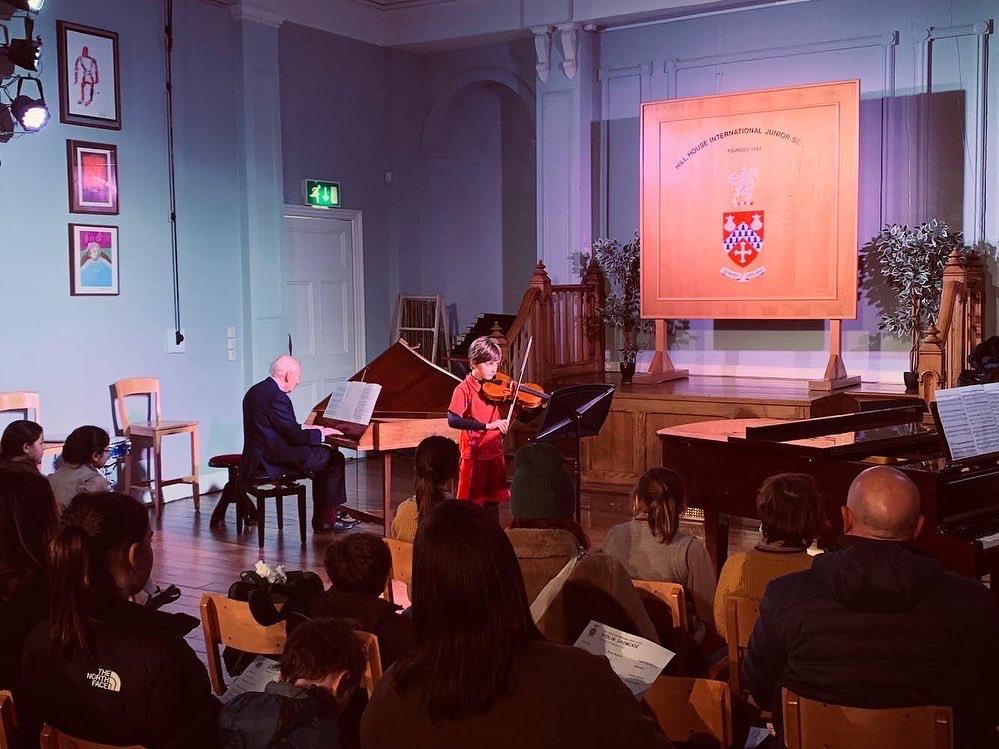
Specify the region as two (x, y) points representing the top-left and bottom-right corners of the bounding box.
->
(634, 320), (689, 384)
(808, 319), (860, 391)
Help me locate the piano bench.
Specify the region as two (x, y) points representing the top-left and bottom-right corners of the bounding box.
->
(243, 474), (308, 549)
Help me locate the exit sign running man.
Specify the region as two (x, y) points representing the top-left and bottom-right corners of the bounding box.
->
(305, 179), (341, 208)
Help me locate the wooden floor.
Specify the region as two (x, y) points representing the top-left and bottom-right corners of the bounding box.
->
(149, 454), (761, 660)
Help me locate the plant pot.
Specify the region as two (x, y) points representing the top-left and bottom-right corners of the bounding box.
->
(619, 361), (636, 384)
(903, 371), (919, 392)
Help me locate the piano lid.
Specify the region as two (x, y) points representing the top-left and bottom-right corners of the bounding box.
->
(348, 339), (461, 419)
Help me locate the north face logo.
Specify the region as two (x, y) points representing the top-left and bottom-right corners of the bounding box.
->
(87, 668), (121, 692)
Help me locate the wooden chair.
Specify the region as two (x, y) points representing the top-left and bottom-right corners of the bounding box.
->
(356, 630), (383, 697)
(0, 690), (17, 749)
(0, 391), (63, 458)
(644, 677), (733, 747)
(199, 593), (287, 696)
(383, 538), (413, 604)
(633, 580), (689, 673)
(112, 378), (199, 513)
(39, 725), (145, 748)
(723, 595), (760, 698)
(782, 688), (953, 749)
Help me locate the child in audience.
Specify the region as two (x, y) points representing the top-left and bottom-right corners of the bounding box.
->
(602, 467), (717, 644)
(219, 617), (365, 749)
(360, 500), (672, 749)
(713, 472), (823, 642)
(312, 533), (414, 669)
(48, 425), (110, 507)
(0, 419), (45, 474)
(447, 336), (512, 522)
(20, 491), (219, 747)
(0, 469), (57, 699)
(391, 435), (459, 543)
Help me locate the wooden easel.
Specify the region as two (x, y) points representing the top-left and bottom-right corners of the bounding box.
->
(808, 319), (860, 391)
(634, 319), (689, 384)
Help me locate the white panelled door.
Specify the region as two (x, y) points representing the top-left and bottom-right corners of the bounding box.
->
(281, 207), (365, 421)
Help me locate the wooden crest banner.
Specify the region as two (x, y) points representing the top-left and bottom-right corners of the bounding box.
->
(640, 80), (859, 319)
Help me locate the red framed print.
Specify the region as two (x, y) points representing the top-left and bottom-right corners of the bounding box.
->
(67, 139), (118, 214)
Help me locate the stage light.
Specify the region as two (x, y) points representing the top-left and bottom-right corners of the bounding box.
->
(0, 103), (13, 142)
(6, 16), (40, 71)
(10, 76), (46, 131)
(1, 0), (46, 12)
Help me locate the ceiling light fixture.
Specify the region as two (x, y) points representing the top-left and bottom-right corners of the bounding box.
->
(1, 0), (46, 12)
(9, 75), (47, 130)
(5, 16), (40, 71)
(0, 102), (13, 142)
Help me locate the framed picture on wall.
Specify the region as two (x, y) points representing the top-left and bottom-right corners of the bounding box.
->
(57, 21), (121, 130)
(69, 223), (119, 296)
(67, 140), (118, 214)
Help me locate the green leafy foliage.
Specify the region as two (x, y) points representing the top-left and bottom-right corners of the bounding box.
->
(591, 233), (652, 363)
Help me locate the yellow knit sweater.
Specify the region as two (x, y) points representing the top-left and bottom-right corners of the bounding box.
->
(713, 547), (814, 643)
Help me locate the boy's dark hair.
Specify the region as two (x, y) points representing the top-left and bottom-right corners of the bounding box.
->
(756, 473), (824, 548)
(324, 532), (391, 595)
(62, 425), (110, 466)
(280, 616), (365, 688)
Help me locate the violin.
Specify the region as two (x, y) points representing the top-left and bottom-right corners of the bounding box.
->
(481, 372), (550, 410)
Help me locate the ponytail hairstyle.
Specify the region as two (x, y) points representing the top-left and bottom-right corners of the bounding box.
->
(632, 468), (686, 544)
(0, 420), (43, 460)
(0, 469), (58, 601)
(49, 491), (150, 655)
(413, 436), (460, 521)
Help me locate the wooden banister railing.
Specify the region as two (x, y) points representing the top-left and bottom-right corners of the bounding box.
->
(917, 250), (986, 400)
(491, 260), (606, 386)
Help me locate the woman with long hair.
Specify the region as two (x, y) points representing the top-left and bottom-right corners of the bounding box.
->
(603, 467), (717, 643)
(0, 419), (45, 474)
(0, 469), (58, 695)
(20, 492), (219, 747)
(361, 500), (671, 749)
(390, 435), (460, 543)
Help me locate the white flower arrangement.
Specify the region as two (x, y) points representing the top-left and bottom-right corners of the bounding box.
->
(253, 560), (288, 584)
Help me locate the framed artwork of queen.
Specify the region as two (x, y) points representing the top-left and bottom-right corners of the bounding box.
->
(69, 223), (119, 296)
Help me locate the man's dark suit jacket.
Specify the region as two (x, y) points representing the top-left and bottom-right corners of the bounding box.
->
(239, 377), (322, 481)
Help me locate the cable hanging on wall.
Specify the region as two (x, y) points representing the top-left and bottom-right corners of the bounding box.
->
(164, 0), (183, 345)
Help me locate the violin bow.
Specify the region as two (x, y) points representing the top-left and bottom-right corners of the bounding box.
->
(505, 335), (534, 423)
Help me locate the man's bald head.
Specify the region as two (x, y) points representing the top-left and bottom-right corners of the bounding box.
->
(270, 355), (302, 393)
(843, 466), (922, 541)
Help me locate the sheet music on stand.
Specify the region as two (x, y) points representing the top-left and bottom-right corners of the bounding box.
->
(321, 381), (382, 441)
(934, 384), (999, 461)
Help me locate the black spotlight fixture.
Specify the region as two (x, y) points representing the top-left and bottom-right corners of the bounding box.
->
(0, 102), (13, 142)
(5, 16), (40, 71)
(9, 75), (47, 131)
(1, 0), (46, 12)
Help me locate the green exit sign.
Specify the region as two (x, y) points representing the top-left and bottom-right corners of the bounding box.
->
(305, 179), (341, 208)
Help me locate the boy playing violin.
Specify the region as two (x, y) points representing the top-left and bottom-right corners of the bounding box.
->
(447, 336), (511, 521)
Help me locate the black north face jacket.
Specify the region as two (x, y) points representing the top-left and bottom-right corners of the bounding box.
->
(19, 599), (219, 748)
(741, 536), (999, 748)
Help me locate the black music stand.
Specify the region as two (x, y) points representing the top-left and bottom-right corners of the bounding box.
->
(532, 384), (615, 523)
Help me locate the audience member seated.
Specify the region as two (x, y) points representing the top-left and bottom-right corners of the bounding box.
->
(20, 491), (220, 748)
(0, 420), (45, 474)
(311, 533), (414, 669)
(506, 443), (588, 602)
(0, 470), (57, 700)
(603, 468), (716, 644)
(360, 500), (673, 749)
(219, 617), (365, 749)
(390, 435), (459, 543)
(713, 473), (823, 642)
(47, 425), (110, 508)
(741, 466), (999, 748)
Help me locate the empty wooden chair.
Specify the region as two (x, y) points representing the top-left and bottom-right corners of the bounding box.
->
(383, 538), (413, 603)
(0, 690), (17, 749)
(39, 724), (145, 749)
(723, 595), (760, 698)
(112, 377), (199, 513)
(782, 688), (953, 749)
(356, 630), (383, 698)
(199, 593), (287, 696)
(633, 579), (689, 673)
(644, 676), (733, 747)
(0, 391), (63, 458)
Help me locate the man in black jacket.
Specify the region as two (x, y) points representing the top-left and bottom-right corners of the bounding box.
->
(232, 355), (353, 533)
(742, 466), (999, 748)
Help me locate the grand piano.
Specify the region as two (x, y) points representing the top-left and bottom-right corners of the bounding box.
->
(659, 404), (999, 598)
(310, 339), (460, 534)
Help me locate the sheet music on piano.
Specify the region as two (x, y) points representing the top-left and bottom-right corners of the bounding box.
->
(934, 384), (999, 460)
(321, 381), (382, 442)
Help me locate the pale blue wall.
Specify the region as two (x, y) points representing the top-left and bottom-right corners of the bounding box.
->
(0, 0), (245, 484)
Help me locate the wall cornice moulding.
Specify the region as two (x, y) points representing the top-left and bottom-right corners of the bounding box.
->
(231, 1), (284, 27)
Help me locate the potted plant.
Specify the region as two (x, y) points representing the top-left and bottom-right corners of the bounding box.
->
(863, 219), (970, 391)
(591, 232), (651, 383)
